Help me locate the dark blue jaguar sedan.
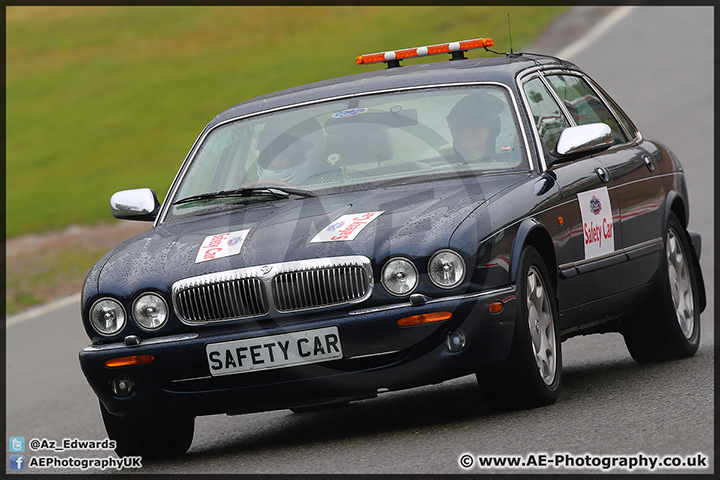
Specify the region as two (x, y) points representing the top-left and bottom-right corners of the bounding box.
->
(79, 38), (705, 458)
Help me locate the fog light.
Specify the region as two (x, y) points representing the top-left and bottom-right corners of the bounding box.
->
(111, 375), (134, 397)
(446, 330), (466, 352)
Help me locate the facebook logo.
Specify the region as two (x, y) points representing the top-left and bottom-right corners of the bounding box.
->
(9, 455), (25, 470)
(9, 437), (25, 452)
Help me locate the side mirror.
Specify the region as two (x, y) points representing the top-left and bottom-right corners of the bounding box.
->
(110, 188), (160, 221)
(554, 122), (614, 157)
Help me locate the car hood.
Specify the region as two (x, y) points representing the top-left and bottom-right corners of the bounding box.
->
(91, 175), (526, 297)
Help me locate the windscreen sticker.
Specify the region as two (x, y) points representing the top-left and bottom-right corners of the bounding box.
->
(195, 229), (251, 263)
(310, 211), (384, 243)
(331, 108), (368, 119)
(577, 187), (614, 259)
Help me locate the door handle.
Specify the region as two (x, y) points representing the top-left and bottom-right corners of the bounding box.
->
(595, 167), (610, 183)
(642, 154), (655, 171)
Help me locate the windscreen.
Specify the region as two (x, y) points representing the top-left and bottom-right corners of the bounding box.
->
(167, 85), (529, 219)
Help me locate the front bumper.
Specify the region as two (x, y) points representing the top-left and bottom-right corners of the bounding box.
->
(79, 286), (517, 418)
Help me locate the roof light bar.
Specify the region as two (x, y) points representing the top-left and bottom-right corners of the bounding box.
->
(356, 37), (494, 68)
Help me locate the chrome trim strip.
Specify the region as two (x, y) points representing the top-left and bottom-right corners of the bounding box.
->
(345, 350), (400, 360)
(349, 285), (516, 316)
(158, 81), (534, 224)
(172, 255), (373, 325)
(559, 237), (663, 273)
(170, 375), (213, 383)
(82, 333), (200, 352)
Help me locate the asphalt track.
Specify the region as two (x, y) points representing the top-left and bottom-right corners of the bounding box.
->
(5, 6), (714, 475)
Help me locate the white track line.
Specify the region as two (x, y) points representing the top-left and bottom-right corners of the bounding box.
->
(555, 5), (637, 60)
(5, 6), (638, 329)
(5, 293), (81, 328)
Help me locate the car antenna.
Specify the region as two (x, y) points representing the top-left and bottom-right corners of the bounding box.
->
(500, 12), (566, 65)
(508, 13), (514, 56)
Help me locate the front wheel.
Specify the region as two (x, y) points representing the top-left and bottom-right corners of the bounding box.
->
(100, 402), (194, 459)
(477, 246), (561, 408)
(622, 212), (701, 363)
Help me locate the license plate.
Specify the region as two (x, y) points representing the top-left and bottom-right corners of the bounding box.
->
(206, 326), (343, 377)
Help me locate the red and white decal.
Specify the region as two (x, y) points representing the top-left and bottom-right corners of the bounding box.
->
(310, 211), (384, 243)
(577, 187), (614, 259)
(195, 229), (250, 263)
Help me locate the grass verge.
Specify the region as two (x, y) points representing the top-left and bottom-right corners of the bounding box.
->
(7, 5), (567, 238)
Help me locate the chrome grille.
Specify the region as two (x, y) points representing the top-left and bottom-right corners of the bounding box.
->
(174, 277), (267, 323)
(273, 265), (370, 312)
(172, 256), (372, 325)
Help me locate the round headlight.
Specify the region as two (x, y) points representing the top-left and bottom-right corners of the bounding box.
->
(381, 257), (419, 297)
(89, 298), (127, 336)
(132, 293), (169, 331)
(428, 250), (466, 289)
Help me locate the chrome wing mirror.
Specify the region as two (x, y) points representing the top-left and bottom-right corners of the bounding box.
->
(555, 122), (614, 157)
(110, 188), (160, 221)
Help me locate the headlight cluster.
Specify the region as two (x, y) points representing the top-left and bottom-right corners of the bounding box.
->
(381, 249), (466, 297)
(89, 293), (169, 336)
(381, 258), (419, 296)
(428, 250), (466, 289)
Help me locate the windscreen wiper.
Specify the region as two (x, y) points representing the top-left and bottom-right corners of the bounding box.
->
(173, 186), (314, 205)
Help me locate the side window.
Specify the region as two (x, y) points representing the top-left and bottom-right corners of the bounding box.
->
(599, 88), (640, 141)
(545, 74), (628, 144)
(522, 77), (570, 153)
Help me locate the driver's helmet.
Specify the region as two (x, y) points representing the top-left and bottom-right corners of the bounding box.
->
(446, 91), (504, 161)
(256, 116), (325, 184)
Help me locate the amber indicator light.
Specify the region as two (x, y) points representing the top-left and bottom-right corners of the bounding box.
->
(397, 312), (453, 326)
(489, 301), (504, 314)
(105, 355), (155, 368)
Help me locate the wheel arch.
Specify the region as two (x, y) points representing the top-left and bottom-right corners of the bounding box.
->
(665, 191), (706, 313)
(665, 190), (688, 231)
(509, 218), (558, 296)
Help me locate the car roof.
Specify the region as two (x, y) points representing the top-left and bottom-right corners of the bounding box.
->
(208, 54), (578, 127)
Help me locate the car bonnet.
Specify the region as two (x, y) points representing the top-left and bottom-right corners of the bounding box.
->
(92, 175), (524, 298)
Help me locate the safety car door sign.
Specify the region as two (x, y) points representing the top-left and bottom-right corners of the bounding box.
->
(577, 187), (614, 259)
(195, 229), (251, 263)
(310, 211), (384, 243)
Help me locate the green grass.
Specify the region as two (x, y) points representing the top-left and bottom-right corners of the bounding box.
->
(6, 5), (567, 238)
(5, 245), (107, 314)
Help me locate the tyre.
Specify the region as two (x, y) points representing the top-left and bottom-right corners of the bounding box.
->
(100, 402), (194, 459)
(622, 212), (701, 363)
(477, 245), (561, 409)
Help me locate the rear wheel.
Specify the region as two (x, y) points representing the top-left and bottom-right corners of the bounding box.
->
(477, 245), (561, 408)
(622, 212), (701, 363)
(100, 402), (194, 459)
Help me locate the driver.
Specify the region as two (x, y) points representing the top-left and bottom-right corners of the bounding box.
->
(446, 91), (504, 163)
(256, 116), (326, 185)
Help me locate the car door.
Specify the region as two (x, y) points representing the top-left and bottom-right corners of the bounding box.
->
(520, 74), (623, 328)
(544, 73), (665, 292)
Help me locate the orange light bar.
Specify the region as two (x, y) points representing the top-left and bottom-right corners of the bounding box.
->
(356, 37), (494, 66)
(397, 311), (453, 326)
(105, 355), (155, 368)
